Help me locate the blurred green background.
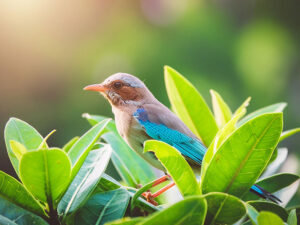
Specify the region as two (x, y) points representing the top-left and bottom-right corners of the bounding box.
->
(0, 0), (299, 201)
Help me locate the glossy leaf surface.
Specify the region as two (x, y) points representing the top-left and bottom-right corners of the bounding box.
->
(68, 119), (110, 181)
(144, 140), (201, 197)
(72, 188), (130, 225)
(19, 148), (71, 204)
(0, 197), (47, 225)
(257, 211), (284, 225)
(58, 146), (112, 217)
(203, 192), (246, 225)
(210, 89), (232, 128)
(139, 196), (207, 225)
(0, 171), (45, 217)
(4, 118), (43, 175)
(202, 113), (283, 197)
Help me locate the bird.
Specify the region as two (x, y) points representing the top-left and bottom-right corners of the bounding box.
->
(84, 72), (280, 203)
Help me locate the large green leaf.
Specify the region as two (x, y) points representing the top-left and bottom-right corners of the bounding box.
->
(248, 201), (288, 221)
(68, 119), (110, 181)
(210, 89), (232, 128)
(83, 114), (156, 186)
(257, 211), (284, 225)
(58, 146), (112, 218)
(144, 140), (201, 197)
(72, 188), (130, 225)
(139, 196), (207, 225)
(243, 173), (300, 201)
(19, 148), (71, 206)
(164, 66), (218, 146)
(201, 113), (283, 197)
(4, 118), (44, 175)
(238, 103), (286, 126)
(0, 197), (48, 225)
(203, 192), (246, 225)
(279, 128), (300, 142)
(0, 171), (45, 217)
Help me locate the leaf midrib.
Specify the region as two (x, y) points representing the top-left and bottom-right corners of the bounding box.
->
(224, 117), (277, 193)
(210, 195), (228, 225)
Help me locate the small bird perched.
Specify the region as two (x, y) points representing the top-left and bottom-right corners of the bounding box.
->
(84, 72), (280, 203)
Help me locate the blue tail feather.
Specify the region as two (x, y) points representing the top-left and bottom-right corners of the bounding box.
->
(250, 184), (281, 203)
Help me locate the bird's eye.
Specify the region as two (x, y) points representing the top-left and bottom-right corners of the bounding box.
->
(113, 82), (123, 89)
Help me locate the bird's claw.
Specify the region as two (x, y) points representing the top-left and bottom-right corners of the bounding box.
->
(142, 191), (158, 206)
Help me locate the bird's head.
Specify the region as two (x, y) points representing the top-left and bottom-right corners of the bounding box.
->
(84, 73), (152, 107)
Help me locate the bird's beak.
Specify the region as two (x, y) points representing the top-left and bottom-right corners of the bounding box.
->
(83, 84), (108, 92)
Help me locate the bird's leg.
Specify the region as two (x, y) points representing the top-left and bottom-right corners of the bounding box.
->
(141, 175), (175, 205)
(151, 182), (176, 198)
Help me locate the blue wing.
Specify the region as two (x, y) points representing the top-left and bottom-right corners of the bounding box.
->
(133, 108), (206, 165)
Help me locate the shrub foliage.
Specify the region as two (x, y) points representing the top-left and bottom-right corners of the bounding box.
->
(1, 66), (300, 225)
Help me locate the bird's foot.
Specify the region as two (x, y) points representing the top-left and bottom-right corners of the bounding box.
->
(142, 191), (158, 206)
(141, 182), (176, 205)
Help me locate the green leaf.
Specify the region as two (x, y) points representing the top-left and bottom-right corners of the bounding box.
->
(83, 114), (156, 186)
(0, 197), (48, 225)
(9, 140), (27, 161)
(287, 209), (297, 225)
(201, 99), (248, 177)
(238, 103), (286, 126)
(19, 148), (71, 205)
(279, 128), (300, 142)
(257, 211), (284, 225)
(0, 171), (45, 217)
(63, 136), (80, 153)
(0, 215), (18, 225)
(243, 173), (300, 201)
(4, 118), (44, 175)
(203, 192), (246, 225)
(72, 188), (130, 225)
(93, 174), (159, 214)
(246, 204), (259, 225)
(139, 196), (207, 225)
(287, 206), (300, 224)
(144, 140), (201, 197)
(164, 66), (218, 146)
(96, 174), (122, 192)
(58, 146), (112, 217)
(210, 89), (232, 128)
(68, 119), (110, 181)
(248, 201), (288, 221)
(201, 113), (283, 197)
(106, 217), (143, 225)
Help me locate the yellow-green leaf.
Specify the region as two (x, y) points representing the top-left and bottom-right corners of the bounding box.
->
(164, 66), (218, 146)
(210, 89), (232, 128)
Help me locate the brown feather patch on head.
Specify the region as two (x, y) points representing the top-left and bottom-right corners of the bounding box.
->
(106, 79), (142, 105)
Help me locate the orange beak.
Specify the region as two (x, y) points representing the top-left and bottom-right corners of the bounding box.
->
(83, 84), (108, 92)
